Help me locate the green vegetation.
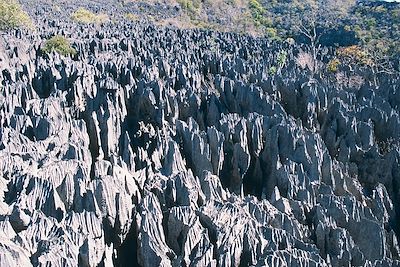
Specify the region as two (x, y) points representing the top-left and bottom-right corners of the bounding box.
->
(63, 0), (399, 70)
(277, 50), (287, 67)
(351, 3), (400, 73)
(248, 0), (272, 29)
(327, 58), (340, 73)
(265, 27), (279, 40)
(125, 13), (138, 21)
(267, 50), (287, 76)
(0, 0), (32, 30)
(243, 0), (399, 73)
(268, 66), (277, 75)
(177, 0), (202, 14)
(337, 45), (373, 67)
(71, 7), (108, 24)
(42, 35), (76, 56)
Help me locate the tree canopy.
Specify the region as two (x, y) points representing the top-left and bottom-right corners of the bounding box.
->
(0, 0), (32, 30)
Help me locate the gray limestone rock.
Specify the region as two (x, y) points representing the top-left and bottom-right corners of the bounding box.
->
(0, 2), (399, 266)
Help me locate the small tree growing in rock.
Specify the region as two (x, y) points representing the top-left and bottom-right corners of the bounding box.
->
(42, 35), (76, 57)
(0, 0), (32, 30)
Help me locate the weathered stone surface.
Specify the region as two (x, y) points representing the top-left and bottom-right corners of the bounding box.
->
(0, 1), (399, 266)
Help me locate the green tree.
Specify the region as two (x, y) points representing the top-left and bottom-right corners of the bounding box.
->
(42, 35), (76, 57)
(0, 0), (32, 30)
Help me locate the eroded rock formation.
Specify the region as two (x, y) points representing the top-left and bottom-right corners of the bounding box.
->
(0, 2), (399, 266)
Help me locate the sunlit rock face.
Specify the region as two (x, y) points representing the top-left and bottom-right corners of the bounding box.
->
(0, 2), (399, 266)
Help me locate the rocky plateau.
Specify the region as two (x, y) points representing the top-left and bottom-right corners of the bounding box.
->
(0, 0), (400, 266)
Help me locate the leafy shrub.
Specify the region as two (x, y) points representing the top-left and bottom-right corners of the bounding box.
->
(265, 27), (279, 40)
(177, 0), (201, 14)
(337, 45), (373, 66)
(249, 0), (265, 15)
(268, 66), (277, 75)
(277, 50), (287, 67)
(42, 35), (76, 56)
(327, 58), (340, 73)
(125, 13), (138, 21)
(71, 8), (108, 24)
(392, 9), (400, 21)
(365, 18), (377, 30)
(0, 0), (32, 30)
(249, 0), (271, 28)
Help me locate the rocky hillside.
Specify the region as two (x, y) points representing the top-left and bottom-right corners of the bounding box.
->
(0, 0), (400, 266)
